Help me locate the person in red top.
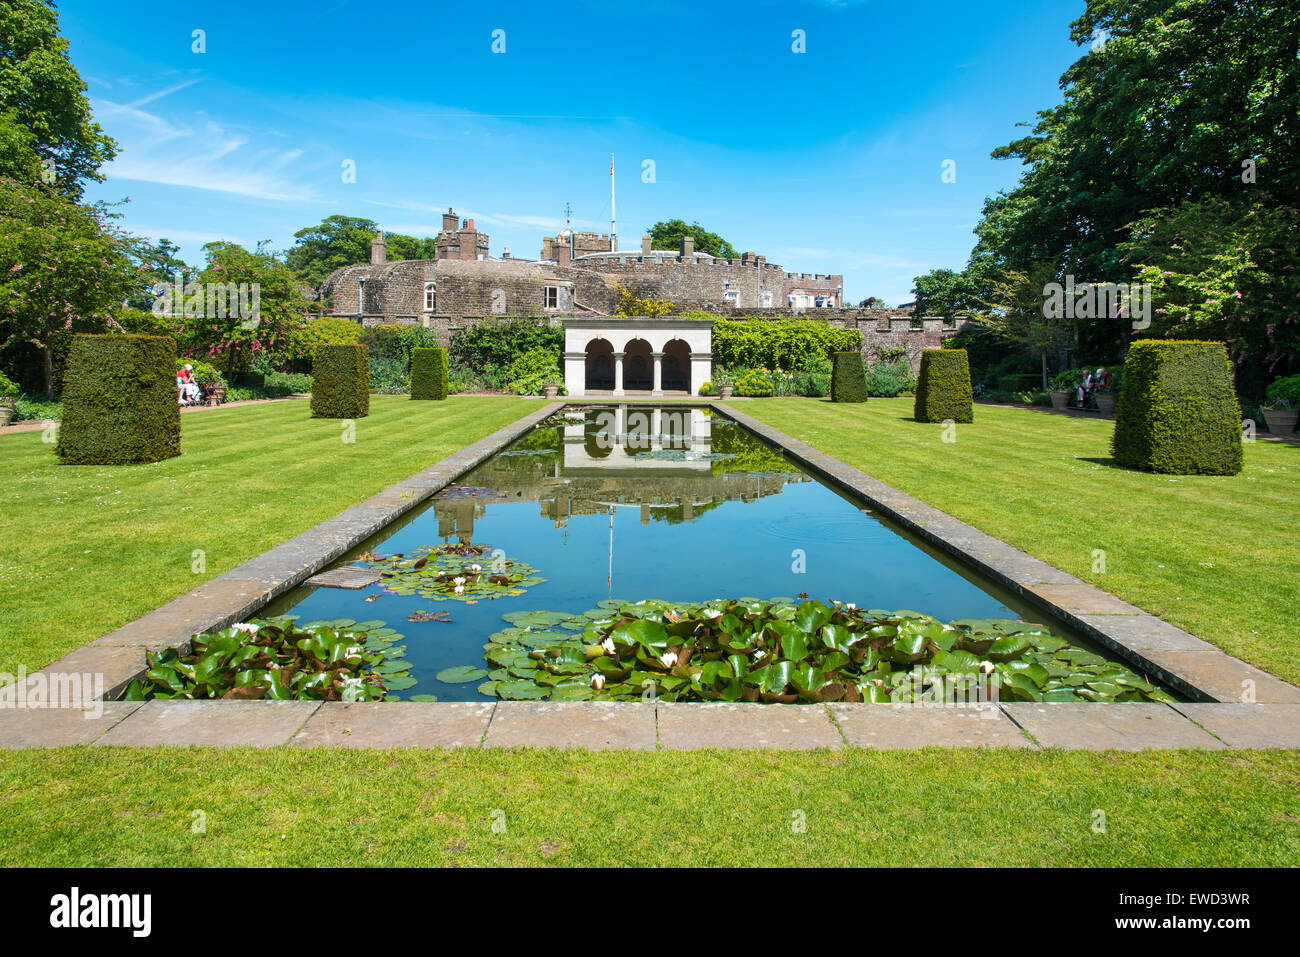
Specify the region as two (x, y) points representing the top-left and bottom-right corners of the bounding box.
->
(177, 365), (201, 405)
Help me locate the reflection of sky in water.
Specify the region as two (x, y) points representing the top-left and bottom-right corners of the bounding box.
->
(270, 408), (1025, 701)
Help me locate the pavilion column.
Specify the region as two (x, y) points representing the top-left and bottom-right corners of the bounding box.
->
(613, 352), (625, 396)
(652, 352), (663, 396)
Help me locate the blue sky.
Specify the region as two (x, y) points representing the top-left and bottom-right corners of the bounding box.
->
(65, 0), (1085, 303)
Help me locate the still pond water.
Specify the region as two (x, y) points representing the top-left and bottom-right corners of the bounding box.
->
(264, 406), (1065, 700)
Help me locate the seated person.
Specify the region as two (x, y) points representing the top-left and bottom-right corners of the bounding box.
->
(178, 365), (202, 404)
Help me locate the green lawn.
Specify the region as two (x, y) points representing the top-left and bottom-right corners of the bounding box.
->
(0, 395), (536, 676)
(1, 746), (1297, 866)
(733, 398), (1300, 687)
(2, 394), (1298, 869)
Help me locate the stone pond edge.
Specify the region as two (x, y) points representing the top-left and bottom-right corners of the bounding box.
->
(3, 398), (1297, 750)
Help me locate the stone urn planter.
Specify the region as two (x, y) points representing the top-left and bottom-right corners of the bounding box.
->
(1094, 392), (1118, 416)
(0, 402), (15, 427)
(542, 383), (560, 400)
(208, 384), (227, 406)
(1263, 408), (1299, 435)
(1050, 390), (1070, 411)
(718, 384), (734, 399)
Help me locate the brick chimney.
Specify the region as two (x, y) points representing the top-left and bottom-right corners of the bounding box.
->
(555, 244), (571, 267)
(442, 209), (458, 232)
(641, 234), (652, 256)
(370, 230), (386, 265)
(681, 235), (694, 258)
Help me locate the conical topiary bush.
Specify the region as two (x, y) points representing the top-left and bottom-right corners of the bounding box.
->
(831, 352), (867, 402)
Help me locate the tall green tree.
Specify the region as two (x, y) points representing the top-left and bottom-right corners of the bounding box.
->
(1122, 199), (1300, 393)
(969, 0), (1300, 373)
(0, 0), (118, 194)
(286, 215), (379, 287)
(910, 269), (975, 319)
(977, 262), (1079, 390)
(287, 215), (438, 286)
(0, 178), (139, 395)
(648, 219), (739, 259)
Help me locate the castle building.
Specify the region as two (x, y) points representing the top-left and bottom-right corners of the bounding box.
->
(318, 208), (845, 340)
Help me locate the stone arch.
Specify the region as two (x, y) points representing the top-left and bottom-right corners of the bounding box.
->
(623, 338), (653, 391)
(585, 338), (614, 391)
(662, 338), (690, 392)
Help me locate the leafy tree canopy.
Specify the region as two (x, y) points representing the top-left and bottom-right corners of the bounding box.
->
(648, 219), (739, 260)
(0, 178), (139, 394)
(286, 215), (438, 287)
(0, 0), (118, 194)
(910, 269), (974, 320)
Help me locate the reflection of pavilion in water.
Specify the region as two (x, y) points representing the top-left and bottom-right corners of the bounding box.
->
(432, 405), (811, 539)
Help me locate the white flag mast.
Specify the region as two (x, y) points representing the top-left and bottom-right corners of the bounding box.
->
(610, 153), (617, 252)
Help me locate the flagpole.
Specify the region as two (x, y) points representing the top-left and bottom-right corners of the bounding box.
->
(610, 153), (617, 252)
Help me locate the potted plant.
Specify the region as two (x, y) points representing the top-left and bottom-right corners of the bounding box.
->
(1262, 397), (1298, 435)
(1262, 375), (1300, 435)
(1048, 371), (1074, 412)
(715, 371), (735, 400)
(0, 371), (18, 427)
(542, 379), (561, 400)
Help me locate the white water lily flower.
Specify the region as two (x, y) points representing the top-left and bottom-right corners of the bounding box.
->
(453, 576), (466, 586)
(601, 638), (616, 655)
(232, 623), (259, 635)
(979, 661), (995, 675)
(470, 564), (481, 573)
(591, 674), (605, 690)
(846, 603), (857, 611)
(453, 585), (465, 595)
(661, 652), (679, 668)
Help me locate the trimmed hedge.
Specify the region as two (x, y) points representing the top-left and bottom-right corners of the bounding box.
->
(57, 334), (181, 465)
(713, 319), (863, 371)
(311, 344), (370, 418)
(411, 346), (449, 400)
(914, 349), (973, 423)
(1111, 340), (1242, 475)
(831, 352), (868, 402)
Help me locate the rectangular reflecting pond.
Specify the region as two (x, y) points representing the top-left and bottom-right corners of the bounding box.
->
(261, 405), (1155, 701)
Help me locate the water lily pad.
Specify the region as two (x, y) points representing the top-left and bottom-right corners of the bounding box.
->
(436, 665), (488, 684)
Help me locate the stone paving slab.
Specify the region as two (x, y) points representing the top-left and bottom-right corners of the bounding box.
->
(484, 702), (656, 750)
(1137, 649), (1300, 704)
(0, 645), (147, 707)
(1002, 703), (1225, 750)
(94, 700), (319, 748)
(0, 703), (141, 749)
(981, 556), (1084, 586)
(1170, 704), (1300, 748)
(656, 703), (843, 750)
(1021, 582), (1147, 616)
(1074, 613), (1212, 652)
(830, 703), (1034, 749)
(292, 702), (494, 748)
(93, 578), (275, 649)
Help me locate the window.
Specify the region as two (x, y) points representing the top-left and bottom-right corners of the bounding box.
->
(544, 286), (560, 309)
(723, 289), (740, 306)
(423, 282), (435, 311)
(761, 291), (773, 307)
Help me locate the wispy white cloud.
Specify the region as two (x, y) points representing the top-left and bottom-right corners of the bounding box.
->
(94, 86), (317, 203)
